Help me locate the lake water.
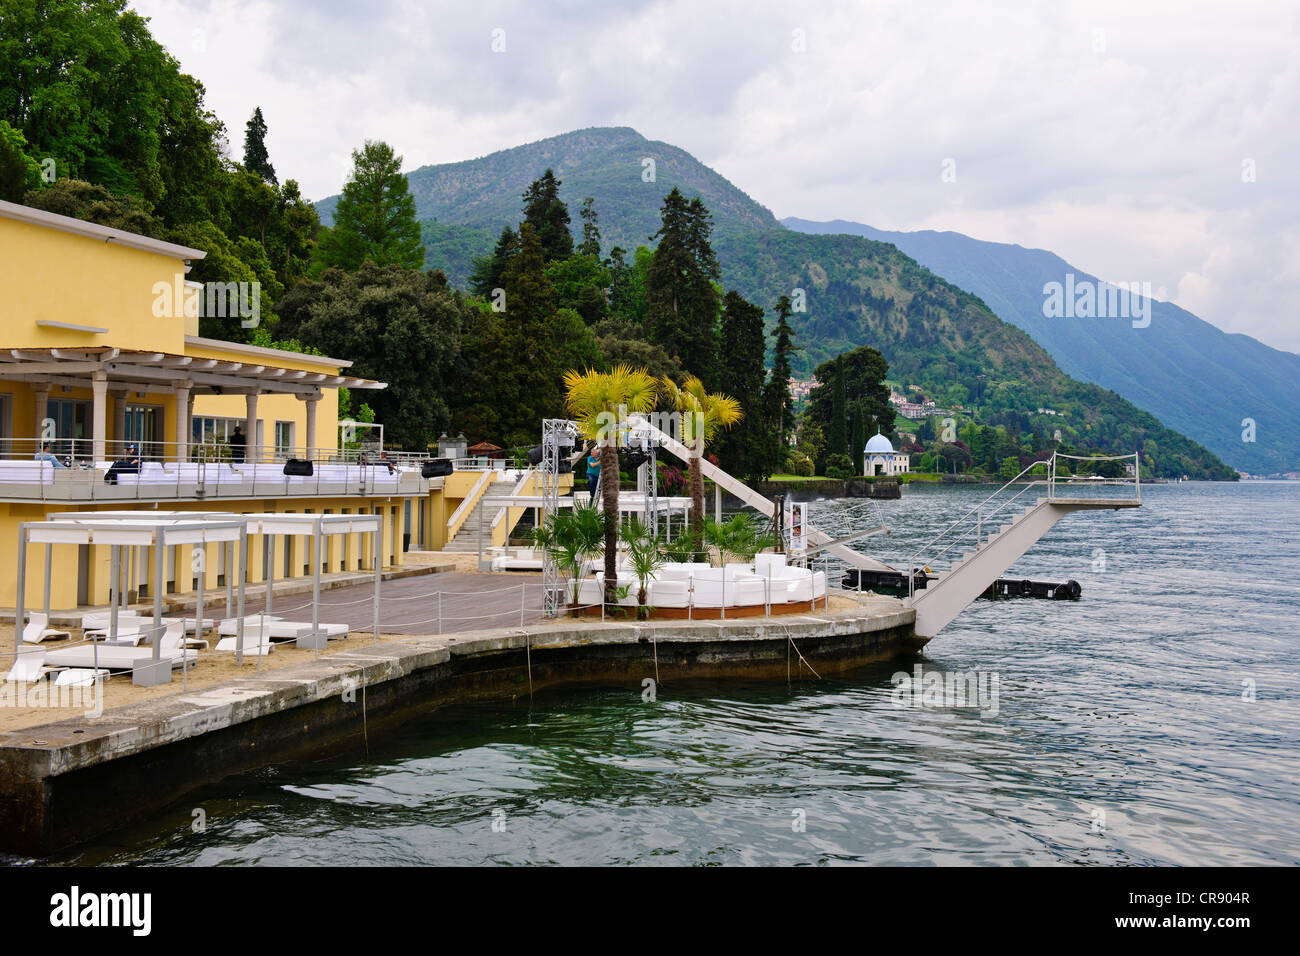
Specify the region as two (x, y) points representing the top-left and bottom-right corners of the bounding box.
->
(51, 481), (1300, 865)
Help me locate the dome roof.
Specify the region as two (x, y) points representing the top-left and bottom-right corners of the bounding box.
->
(864, 433), (895, 454)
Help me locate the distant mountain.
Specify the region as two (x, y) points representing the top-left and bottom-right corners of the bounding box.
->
(783, 218), (1300, 474)
(318, 126), (779, 257)
(314, 127), (1237, 478)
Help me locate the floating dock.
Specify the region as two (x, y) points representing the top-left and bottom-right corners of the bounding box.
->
(0, 597), (916, 855)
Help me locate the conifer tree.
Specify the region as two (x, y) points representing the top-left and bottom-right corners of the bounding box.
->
(521, 169), (573, 262)
(646, 188), (720, 385)
(713, 291), (770, 481)
(469, 225), (517, 297)
(242, 107), (276, 184)
(316, 140), (424, 271)
(760, 294), (800, 474)
(578, 196), (601, 258)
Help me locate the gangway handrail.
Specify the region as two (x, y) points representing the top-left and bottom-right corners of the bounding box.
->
(908, 451), (1139, 599)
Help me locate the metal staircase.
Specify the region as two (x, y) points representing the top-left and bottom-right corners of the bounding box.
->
(443, 478), (519, 552)
(908, 453), (1142, 637)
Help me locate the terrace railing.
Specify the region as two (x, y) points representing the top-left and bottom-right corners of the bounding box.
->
(0, 437), (450, 503)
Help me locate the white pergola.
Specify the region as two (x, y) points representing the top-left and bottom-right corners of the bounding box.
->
(31, 510), (385, 677)
(0, 344), (385, 461)
(18, 516), (248, 686)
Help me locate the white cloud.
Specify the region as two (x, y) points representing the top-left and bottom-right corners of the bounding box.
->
(129, 0), (1300, 352)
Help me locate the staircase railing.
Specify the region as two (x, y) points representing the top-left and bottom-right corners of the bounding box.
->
(907, 451), (1141, 600)
(446, 469), (494, 541)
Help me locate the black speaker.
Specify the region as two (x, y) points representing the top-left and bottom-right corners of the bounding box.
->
(624, 449), (649, 471)
(527, 445), (544, 465)
(558, 460), (573, 474)
(283, 458), (314, 476)
(421, 459), (454, 478)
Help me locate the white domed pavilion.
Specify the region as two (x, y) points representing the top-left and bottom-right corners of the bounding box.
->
(863, 432), (908, 476)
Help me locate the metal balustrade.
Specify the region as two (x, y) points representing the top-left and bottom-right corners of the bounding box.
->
(0, 436), (447, 502)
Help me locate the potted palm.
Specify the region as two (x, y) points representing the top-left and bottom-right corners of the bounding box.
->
(703, 514), (775, 567)
(621, 516), (666, 618)
(529, 503), (607, 613)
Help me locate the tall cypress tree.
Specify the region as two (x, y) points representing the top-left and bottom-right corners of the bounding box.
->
(829, 355), (848, 457)
(242, 107), (276, 184)
(760, 294), (800, 474)
(713, 291), (769, 482)
(521, 169), (573, 263)
(646, 187), (721, 385)
(851, 399), (866, 472)
(577, 196), (601, 258)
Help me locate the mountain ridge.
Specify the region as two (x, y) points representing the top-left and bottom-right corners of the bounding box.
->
(312, 126), (1239, 478)
(782, 217), (1299, 474)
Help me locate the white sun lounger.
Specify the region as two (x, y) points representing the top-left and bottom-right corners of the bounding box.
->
(22, 611), (72, 645)
(214, 623), (275, 656)
(217, 618), (347, 641)
(45, 643), (193, 672)
(6, 649), (53, 682)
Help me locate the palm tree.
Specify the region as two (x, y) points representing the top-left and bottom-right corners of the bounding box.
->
(659, 374), (742, 539)
(563, 364), (658, 606)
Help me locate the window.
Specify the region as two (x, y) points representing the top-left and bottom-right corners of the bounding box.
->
(274, 421), (295, 458)
(191, 416), (246, 460)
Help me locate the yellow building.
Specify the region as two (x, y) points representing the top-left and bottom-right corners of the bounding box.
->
(0, 199), (533, 610)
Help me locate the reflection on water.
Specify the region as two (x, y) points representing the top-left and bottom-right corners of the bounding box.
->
(48, 482), (1300, 866)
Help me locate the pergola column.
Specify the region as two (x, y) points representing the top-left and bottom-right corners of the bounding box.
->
(110, 388), (129, 457)
(174, 382), (191, 462)
(304, 393), (319, 460)
(244, 392), (259, 462)
(91, 371), (107, 463)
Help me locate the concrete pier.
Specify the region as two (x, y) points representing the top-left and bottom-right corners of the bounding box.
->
(0, 599), (917, 855)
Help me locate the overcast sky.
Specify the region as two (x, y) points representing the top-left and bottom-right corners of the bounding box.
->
(132, 0), (1299, 353)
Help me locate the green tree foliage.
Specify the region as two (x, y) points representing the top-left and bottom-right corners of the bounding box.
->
(452, 224), (602, 447)
(577, 196), (601, 258)
(0, 119), (40, 201)
(760, 294), (800, 475)
(607, 245), (651, 330)
(468, 225), (516, 298)
(21, 177), (157, 234)
(315, 141), (423, 271)
(275, 263), (466, 449)
(827, 355), (848, 459)
(646, 187), (721, 384)
(521, 168), (573, 263)
(851, 399), (866, 464)
(712, 291), (771, 482)
(242, 107), (276, 184)
(546, 252), (609, 325)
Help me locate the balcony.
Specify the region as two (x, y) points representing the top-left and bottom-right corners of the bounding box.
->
(0, 438), (439, 503)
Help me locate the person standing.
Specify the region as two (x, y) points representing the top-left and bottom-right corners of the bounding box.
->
(586, 447), (601, 497)
(229, 425), (247, 463)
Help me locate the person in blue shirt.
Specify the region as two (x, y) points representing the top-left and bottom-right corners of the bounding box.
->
(34, 443), (65, 469)
(586, 447), (601, 497)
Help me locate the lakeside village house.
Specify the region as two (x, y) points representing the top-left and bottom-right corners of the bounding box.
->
(0, 199), (567, 610)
